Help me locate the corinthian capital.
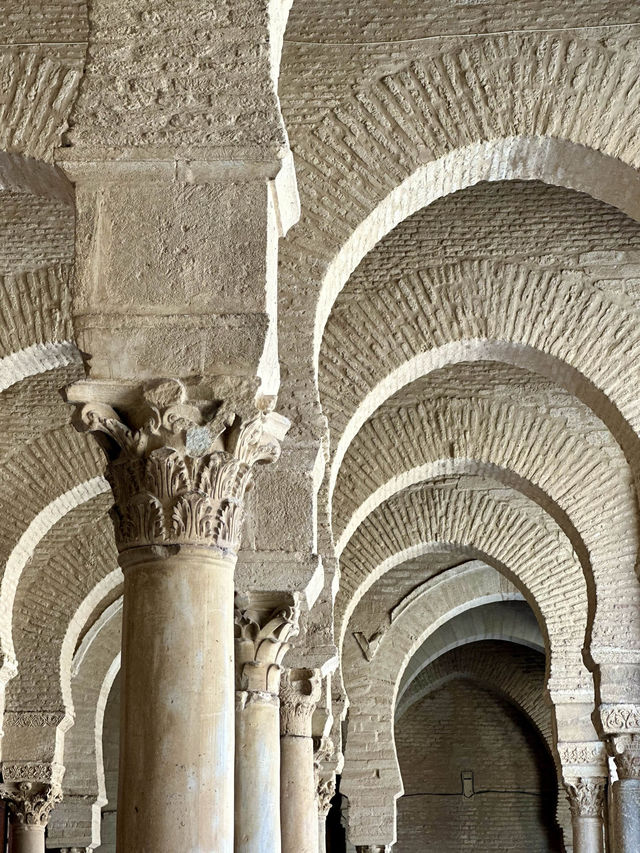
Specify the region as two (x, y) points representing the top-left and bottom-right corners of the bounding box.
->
(317, 774), (336, 818)
(235, 591), (300, 694)
(610, 734), (640, 780)
(66, 379), (289, 555)
(0, 781), (62, 825)
(565, 777), (606, 818)
(280, 667), (321, 737)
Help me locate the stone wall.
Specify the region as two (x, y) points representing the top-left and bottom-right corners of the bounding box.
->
(394, 679), (562, 852)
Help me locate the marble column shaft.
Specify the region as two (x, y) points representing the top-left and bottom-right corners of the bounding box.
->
(280, 668), (322, 853)
(610, 735), (640, 853)
(118, 545), (235, 851)
(317, 774), (336, 853)
(235, 595), (300, 853)
(566, 778), (606, 853)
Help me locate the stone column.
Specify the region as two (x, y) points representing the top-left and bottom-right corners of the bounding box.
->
(0, 781), (61, 853)
(566, 778), (606, 853)
(316, 774), (336, 853)
(234, 592), (300, 853)
(314, 735), (336, 853)
(609, 734), (640, 853)
(67, 380), (288, 853)
(280, 668), (322, 853)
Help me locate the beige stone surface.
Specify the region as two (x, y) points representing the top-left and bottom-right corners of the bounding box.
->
(0, 2), (640, 852)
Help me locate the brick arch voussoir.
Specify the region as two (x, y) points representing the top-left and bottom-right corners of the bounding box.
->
(338, 486), (590, 693)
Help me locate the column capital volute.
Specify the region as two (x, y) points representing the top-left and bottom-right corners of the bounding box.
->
(66, 379), (289, 556)
(280, 667), (321, 737)
(0, 780), (62, 825)
(565, 777), (607, 818)
(608, 733), (640, 780)
(234, 591), (301, 694)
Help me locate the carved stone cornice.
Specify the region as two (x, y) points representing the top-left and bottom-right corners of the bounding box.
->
(599, 703), (640, 734)
(610, 734), (640, 780)
(565, 777), (606, 819)
(0, 781), (62, 825)
(280, 667), (321, 737)
(234, 591), (300, 695)
(67, 380), (289, 555)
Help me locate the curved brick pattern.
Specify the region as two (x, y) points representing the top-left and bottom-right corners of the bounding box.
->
(338, 481), (591, 691)
(0, 47), (84, 162)
(340, 564), (584, 847)
(398, 641), (548, 738)
(0, 363), (84, 459)
(321, 258), (640, 486)
(333, 371), (639, 654)
(0, 267), (73, 352)
(397, 600), (544, 705)
(8, 494), (116, 710)
(279, 34), (640, 387)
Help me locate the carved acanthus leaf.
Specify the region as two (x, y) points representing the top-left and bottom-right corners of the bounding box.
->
(280, 668), (321, 737)
(610, 734), (640, 780)
(235, 595), (301, 694)
(566, 777), (606, 818)
(317, 773), (336, 817)
(0, 781), (62, 825)
(68, 380), (289, 555)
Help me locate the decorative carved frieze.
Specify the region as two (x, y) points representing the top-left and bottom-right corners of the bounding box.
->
(599, 704), (640, 734)
(355, 846), (391, 853)
(557, 741), (607, 782)
(280, 667), (321, 737)
(565, 778), (606, 818)
(3, 711), (65, 728)
(610, 734), (640, 780)
(0, 781), (62, 825)
(68, 380), (289, 555)
(1, 762), (62, 785)
(235, 592), (300, 694)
